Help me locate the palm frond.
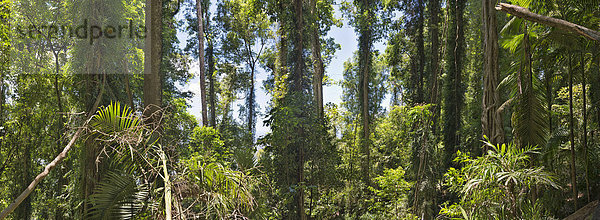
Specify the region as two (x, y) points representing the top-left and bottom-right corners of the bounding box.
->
(87, 172), (149, 220)
(91, 102), (140, 135)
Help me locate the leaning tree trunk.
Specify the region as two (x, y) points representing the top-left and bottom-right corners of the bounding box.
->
(482, 0), (504, 146)
(496, 3), (600, 42)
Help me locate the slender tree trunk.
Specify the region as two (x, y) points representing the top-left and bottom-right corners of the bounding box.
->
(545, 69), (552, 135)
(53, 52), (67, 220)
(429, 0), (441, 135)
(581, 53), (590, 203)
(568, 54), (578, 210)
(207, 14), (217, 127)
(0, 90), (101, 219)
(482, 0), (504, 146)
(196, 0), (208, 127)
(124, 61), (135, 110)
(143, 0), (163, 122)
(310, 0), (324, 118)
(248, 66), (255, 138)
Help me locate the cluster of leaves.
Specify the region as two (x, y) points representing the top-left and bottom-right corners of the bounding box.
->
(441, 141), (559, 219)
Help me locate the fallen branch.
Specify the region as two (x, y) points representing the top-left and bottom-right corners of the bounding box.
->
(496, 3), (600, 42)
(0, 124), (86, 219)
(0, 77), (106, 219)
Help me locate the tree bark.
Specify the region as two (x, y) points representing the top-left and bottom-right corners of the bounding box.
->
(196, 0), (208, 127)
(495, 3), (600, 42)
(143, 0), (163, 122)
(482, 0), (504, 146)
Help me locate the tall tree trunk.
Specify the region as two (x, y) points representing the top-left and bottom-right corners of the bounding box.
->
(310, 0), (324, 118)
(293, 0), (306, 218)
(207, 13), (217, 127)
(416, 0), (425, 103)
(581, 53), (590, 203)
(143, 0), (163, 122)
(196, 0), (208, 127)
(248, 66), (255, 138)
(481, 0), (504, 146)
(276, 0), (288, 94)
(429, 0), (441, 135)
(357, 0), (373, 187)
(53, 53), (67, 220)
(568, 54), (578, 210)
(443, 0), (465, 168)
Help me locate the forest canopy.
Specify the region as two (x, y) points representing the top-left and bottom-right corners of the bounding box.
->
(0, 0), (600, 219)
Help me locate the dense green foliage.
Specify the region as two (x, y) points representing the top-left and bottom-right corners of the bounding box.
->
(1, 0), (600, 219)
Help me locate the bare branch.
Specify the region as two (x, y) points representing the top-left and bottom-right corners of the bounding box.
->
(496, 3), (600, 42)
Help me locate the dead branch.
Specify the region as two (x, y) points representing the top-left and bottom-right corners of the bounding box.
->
(496, 3), (600, 42)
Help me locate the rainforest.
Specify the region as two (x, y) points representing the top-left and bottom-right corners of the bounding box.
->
(0, 0), (599, 219)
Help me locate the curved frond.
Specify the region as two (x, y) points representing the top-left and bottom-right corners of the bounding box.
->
(87, 172), (149, 220)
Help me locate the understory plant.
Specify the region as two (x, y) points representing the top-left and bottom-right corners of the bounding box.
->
(440, 140), (559, 219)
